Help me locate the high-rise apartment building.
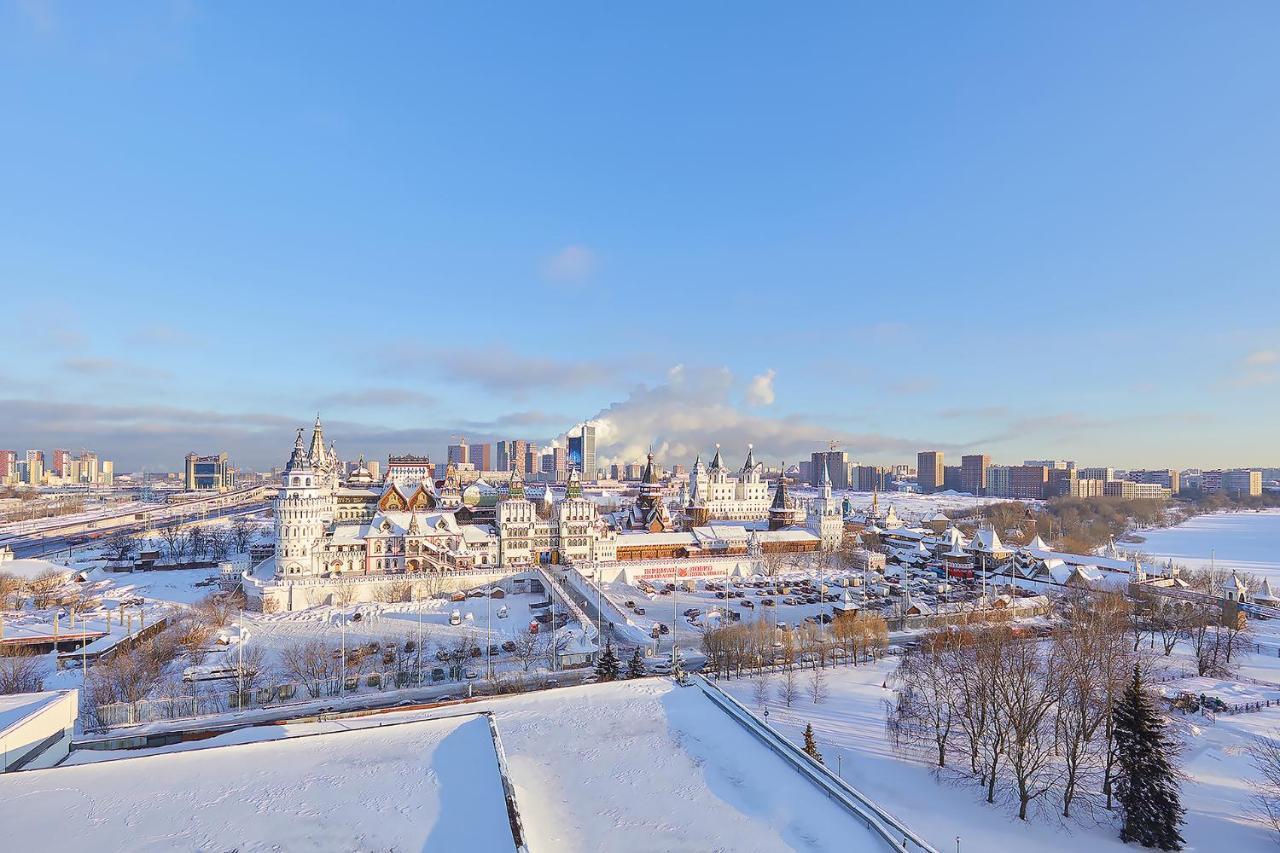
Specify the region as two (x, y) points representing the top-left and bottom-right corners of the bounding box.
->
(1024, 459), (1075, 472)
(1222, 469), (1263, 497)
(855, 465), (889, 492)
(0, 450), (14, 484)
(943, 466), (963, 492)
(469, 443), (492, 471)
(1128, 469), (1180, 494)
(495, 441), (513, 472)
(447, 442), (469, 465)
(524, 443), (539, 476)
(809, 450), (849, 488)
(917, 451), (944, 493)
(1077, 467), (1116, 482)
(1009, 465), (1050, 500)
(52, 449), (72, 478)
(960, 454), (990, 496)
(24, 450), (45, 485)
(509, 440), (529, 475)
(568, 425), (596, 481)
(986, 465), (1011, 498)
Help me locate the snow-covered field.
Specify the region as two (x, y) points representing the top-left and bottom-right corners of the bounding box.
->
(1, 713), (514, 851)
(1129, 510), (1280, 582)
(719, 638), (1280, 852)
(798, 487), (1017, 522)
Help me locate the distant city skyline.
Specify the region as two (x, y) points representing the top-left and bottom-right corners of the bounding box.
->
(1, 5), (1277, 471)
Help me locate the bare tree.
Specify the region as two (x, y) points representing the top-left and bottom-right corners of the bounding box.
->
(807, 664), (829, 705)
(188, 525), (208, 558)
(777, 666), (799, 707)
(761, 550), (789, 578)
(893, 632), (957, 768)
(997, 632), (1063, 820)
(510, 631), (542, 672)
(224, 644), (269, 694)
(332, 584), (356, 608)
(279, 639), (340, 698)
(28, 568), (65, 609)
(1249, 732), (1280, 840)
(159, 520), (191, 562)
(0, 571), (24, 609)
(102, 528), (139, 563)
(206, 528), (231, 562)
(0, 649), (47, 694)
(752, 670), (771, 708)
(230, 516), (258, 553)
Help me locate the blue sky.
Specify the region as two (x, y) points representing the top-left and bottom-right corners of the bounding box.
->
(1, 2), (1277, 472)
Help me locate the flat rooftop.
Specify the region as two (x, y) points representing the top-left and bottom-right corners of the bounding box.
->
(1, 714), (515, 851)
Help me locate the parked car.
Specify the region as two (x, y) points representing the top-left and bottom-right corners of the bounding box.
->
(634, 607), (645, 615)
(501, 640), (517, 653)
(740, 599), (754, 608)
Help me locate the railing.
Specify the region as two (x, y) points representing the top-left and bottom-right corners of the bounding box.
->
(693, 673), (938, 853)
(94, 668), (443, 729)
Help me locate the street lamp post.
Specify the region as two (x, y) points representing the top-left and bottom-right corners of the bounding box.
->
(339, 613), (346, 697)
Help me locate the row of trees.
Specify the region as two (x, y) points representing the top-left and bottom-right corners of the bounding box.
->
(890, 592), (1146, 819)
(0, 566), (84, 610)
(699, 613), (889, 679)
(102, 516), (261, 565)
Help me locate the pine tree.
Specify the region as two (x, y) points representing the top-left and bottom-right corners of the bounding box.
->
(1114, 665), (1185, 850)
(803, 722), (824, 765)
(627, 647), (646, 679)
(595, 642), (621, 682)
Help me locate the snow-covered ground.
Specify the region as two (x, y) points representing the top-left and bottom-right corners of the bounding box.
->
(1126, 509), (1280, 582)
(36, 680), (889, 851)
(2, 713), (514, 851)
(798, 487), (1018, 522)
(719, 636), (1280, 852)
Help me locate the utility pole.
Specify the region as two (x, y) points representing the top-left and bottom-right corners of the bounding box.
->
(340, 614), (346, 696)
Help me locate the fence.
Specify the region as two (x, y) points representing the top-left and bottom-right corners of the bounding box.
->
(94, 667), (446, 729)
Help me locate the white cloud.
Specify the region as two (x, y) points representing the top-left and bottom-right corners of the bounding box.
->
(581, 366), (922, 467)
(540, 244), (596, 284)
(1244, 349), (1279, 366)
(745, 369), (776, 406)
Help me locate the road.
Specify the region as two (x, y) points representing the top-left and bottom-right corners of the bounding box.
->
(5, 502), (270, 560)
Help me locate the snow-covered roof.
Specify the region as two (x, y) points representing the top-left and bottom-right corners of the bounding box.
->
(0, 690), (72, 737)
(969, 526), (1007, 553)
(1259, 578), (1280, 603)
(0, 558), (71, 581)
(616, 531), (697, 547)
(1222, 571), (1248, 594)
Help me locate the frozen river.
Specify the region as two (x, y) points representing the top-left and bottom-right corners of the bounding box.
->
(1129, 509), (1280, 581)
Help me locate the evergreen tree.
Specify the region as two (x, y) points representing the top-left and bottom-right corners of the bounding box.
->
(1114, 665), (1185, 850)
(803, 723), (824, 765)
(595, 642), (621, 682)
(627, 647), (646, 679)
